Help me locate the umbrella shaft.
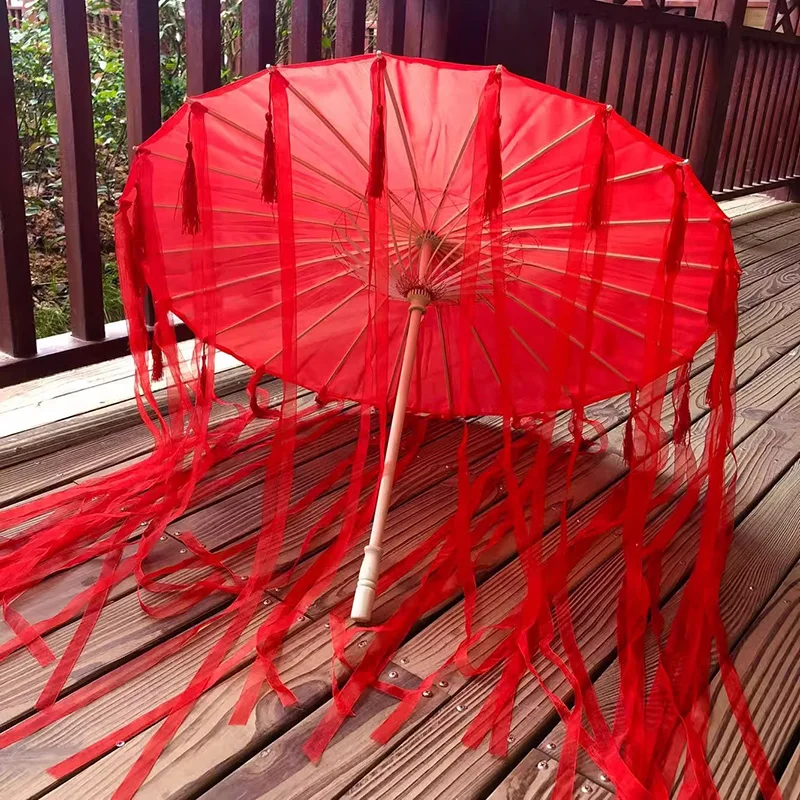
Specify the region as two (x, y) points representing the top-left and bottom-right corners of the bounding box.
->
(351, 293), (429, 622)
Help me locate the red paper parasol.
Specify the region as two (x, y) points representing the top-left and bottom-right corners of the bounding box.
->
(0, 54), (778, 800)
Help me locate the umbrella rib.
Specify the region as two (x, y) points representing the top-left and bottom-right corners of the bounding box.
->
(515, 242), (714, 270)
(383, 70), (429, 231)
(472, 326), (502, 385)
(323, 319), (371, 389)
(264, 286), (367, 364)
(428, 107), (481, 234)
(284, 81), (420, 232)
(162, 238), (336, 255)
(503, 114), (596, 181)
(171, 252), (357, 301)
(504, 289), (630, 384)
(479, 296), (572, 400)
(508, 257), (707, 315)
(217, 271), (353, 335)
(506, 218), (713, 232)
(510, 274), (684, 357)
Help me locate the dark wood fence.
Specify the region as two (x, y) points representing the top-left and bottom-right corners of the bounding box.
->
(2, 0), (800, 384)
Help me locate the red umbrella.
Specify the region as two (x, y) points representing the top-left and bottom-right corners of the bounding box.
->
(1, 54), (773, 800)
(126, 54), (728, 622)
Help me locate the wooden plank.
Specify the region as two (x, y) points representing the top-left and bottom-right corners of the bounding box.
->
(775, 47), (800, 181)
(185, 0), (221, 95)
(377, 0), (405, 55)
(38, 312), (800, 800)
(604, 21), (630, 112)
(485, 0), (552, 82)
(733, 42), (766, 189)
(48, 0), (105, 342)
(764, 46), (796, 182)
(0, 5), (36, 358)
(419, 0), (451, 61)
(722, 37), (756, 191)
(241, 0), (277, 75)
(403, 0), (424, 58)
(291, 0), (323, 63)
(780, 739), (800, 799)
(674, 33), (704, 158)
(486, 750), (613, 799)
(664, 30), (691, 153)
(326, 381), (800, 800)
(716, 35), (749, 192)
(744, 43), (776, 188)
(620, 23), (646, 123)
(689, 563), (800, 797)
(335, 0), (367, 57)
(635, 25), (663, 135)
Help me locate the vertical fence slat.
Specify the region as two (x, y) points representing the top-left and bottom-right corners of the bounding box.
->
(777, 46), (800, 179)
(752, 44), (782, 184)
(664, 31), (690, 153)
(377, 0), (405, 54)
(713, 33), (746, 190)
(688, 34), (722, 180)
(242, 0), (276, 74)
(720, 39), (751, 190)
(291, 0), (323, 63)
(621, 24), (646, 123)
(650, 28), (676, 145)
(566, 15), (592, 96)
(49, 0), (105, 342)
(403, 0), (424, 58)
(186, 0), (221, 93)
(585, 17), (610, 101)
(674, 34), (703, 157)
(336, 0), (367, 57)
(763, 45), (792, 181)
(745, 43), (777, 185)
(734, 42), (765, 187)
(0, 7), (36, 357)
(636, 25), (663, 135)
(605, 22), (630, 110)
(420, 0), (450, 61)
(546, 10), (573, 90)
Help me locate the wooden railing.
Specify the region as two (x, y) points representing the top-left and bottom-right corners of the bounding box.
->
(2, 0), (800, 385)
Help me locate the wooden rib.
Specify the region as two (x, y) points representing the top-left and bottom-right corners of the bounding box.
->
(480, 296), (572, 399)
(502, 218), (713, 232)
(171, 252), (359, 301)
(508, 256), (707, 315)
(217, 271), (354, 335)
(472, 326), (502, 385)
(505, 289), (631, 383)
(510, 274), (684, 358)
(162, 238), (336, 255)
(428, 107), (481, 233)
(388, 202), (411, 274)
(264, 286), (367, 363)
(515, 242), (715, 270)
(283, 80), (420, 232)
(323, 319), (370, 388)
(503, 114), (596, 181)
(383, 69), (428, 231)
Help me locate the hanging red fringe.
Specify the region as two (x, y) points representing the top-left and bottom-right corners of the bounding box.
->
(672, 362), (691, 445)
(367, 56), (387, 199)
(664, 163), (688, 274)
(179, 106), (204, 235)
(588, 106), (611, 231)
(261, 109), (277, 203)
(482, 68), (503, 220)
(151, 338), (164, 382)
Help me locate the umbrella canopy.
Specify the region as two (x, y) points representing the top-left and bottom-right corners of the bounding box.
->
(128, 54), (728, 419)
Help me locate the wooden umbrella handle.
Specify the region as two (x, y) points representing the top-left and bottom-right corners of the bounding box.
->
(351, 290), (430, 623)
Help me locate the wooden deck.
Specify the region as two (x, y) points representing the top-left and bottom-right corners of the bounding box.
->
(2, 202), (800, 799)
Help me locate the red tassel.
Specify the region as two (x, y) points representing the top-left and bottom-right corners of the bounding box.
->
(261, 111), (277, 203)
(588, 108), (610, 231)
(180, 140), (200, 235)
(151, 339), (164, 382)
(483, 70), (503, 220)
(367, 56), (387, 199)
(665, 164), (688, 274)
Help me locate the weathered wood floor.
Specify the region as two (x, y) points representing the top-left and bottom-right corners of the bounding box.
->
(1, 204), (800, 799)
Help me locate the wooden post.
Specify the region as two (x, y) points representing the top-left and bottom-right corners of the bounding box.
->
(377, 0), (405, 54)
(185, 0), (221, 95)
(403, 0), (424, 57)
(336, 0), (367, 57)
(0, 6), (36, 357)
(49, 0), (105, 342)
(693, 0), (748, 191)
(242, 0), (276, 75)
(291, 0), (323, 63)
